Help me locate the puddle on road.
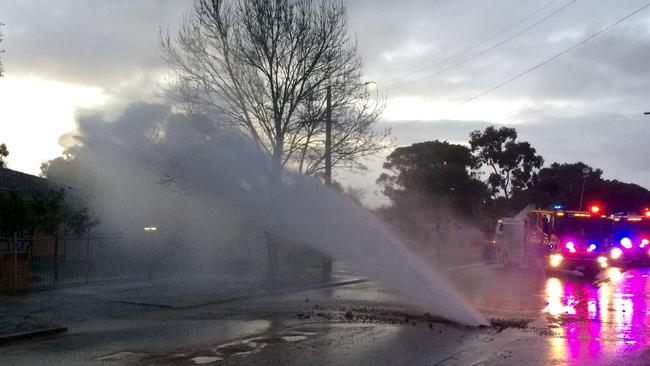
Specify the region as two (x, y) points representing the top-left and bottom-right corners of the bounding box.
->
(215, 340), (265, 356)
(281, 335), (308, 342)
(191, 356), (224, 364)
(127, 328), (318, 365)
(96, 351), (146, 361)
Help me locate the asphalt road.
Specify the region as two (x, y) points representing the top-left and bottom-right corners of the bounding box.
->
(3, 263), (650, 365)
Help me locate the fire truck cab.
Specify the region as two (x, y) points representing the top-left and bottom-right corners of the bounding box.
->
(543, 208), (610, 277)
(494, 205), (610, 277)
(608, 212), (650, 267)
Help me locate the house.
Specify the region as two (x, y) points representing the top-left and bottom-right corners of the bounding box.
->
(0, 167), (57, 198)
(0, 167), (61, 256)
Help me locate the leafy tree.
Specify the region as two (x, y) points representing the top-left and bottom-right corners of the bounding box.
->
(529, 162), (601, 210)
(40, 146), (93, 191)
(529, 162), (650, 213)
(593, 180), (650, 214)
(41, 147), (99, 235)
(0, 191), (30, 235)
(0, 189), (93, 237)
(329, 180), (365, 206)
(160, 0), (387, 181)
(376, 141), (492, 256)
(377, 140), (489, 216)
(0, 143), (8, 168)
(469, 126), (543, 199)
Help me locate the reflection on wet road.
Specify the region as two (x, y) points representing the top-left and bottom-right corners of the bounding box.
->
(446, 264), (650, 364)
(543, 267), (650, 364)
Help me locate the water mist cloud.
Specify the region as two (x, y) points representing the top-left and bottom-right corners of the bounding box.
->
(67, 102), (486, 326)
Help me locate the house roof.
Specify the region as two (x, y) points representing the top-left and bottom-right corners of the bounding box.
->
(0, 168), (57, 195)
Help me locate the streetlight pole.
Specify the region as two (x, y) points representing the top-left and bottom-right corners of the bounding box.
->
(579, 167), (591, 211)
(321, 85), (333, 279)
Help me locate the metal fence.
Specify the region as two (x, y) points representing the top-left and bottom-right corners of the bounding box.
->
(0, 231), (332, 291)
(1, 233), (154, 290)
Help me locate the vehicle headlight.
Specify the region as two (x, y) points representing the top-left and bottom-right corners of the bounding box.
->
(549, 254), (563, 267)
(611, 247), (623, 260)
(597, 256), (608, 268)
(621, 237), (633, 249)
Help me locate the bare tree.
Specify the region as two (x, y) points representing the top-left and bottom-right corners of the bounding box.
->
(160, 0), (388, 185)
(1, 27), (5, 168)
(0, 22), (4, 78)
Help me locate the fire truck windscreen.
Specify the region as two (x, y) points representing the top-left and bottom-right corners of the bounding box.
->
(615, 220), (650, 232)
(553, 217), (610, 238)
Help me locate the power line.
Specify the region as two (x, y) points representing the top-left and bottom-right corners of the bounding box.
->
(460, 3), (650, 105)
(380, 0), (563, 87)
(385, 0), (580, 92)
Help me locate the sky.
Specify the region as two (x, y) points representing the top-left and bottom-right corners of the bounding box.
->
(1, 0), (650, 206)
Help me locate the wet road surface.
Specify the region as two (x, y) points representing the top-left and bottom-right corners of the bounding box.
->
(446, 264), (650, 365)
(4, 263), (650, 365)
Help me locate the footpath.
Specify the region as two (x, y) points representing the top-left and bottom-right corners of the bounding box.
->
(0, 254), (489, 347)
(0, 263), (364, 346)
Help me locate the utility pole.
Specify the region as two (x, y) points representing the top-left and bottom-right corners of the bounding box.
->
(323, 81), (375, 185)
(321, 81), (374, 278)
(322, 85), (333, 279)
(324, 85), (332, 186)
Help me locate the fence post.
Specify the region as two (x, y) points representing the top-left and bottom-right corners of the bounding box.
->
(12, 232), (18, 294)
(54, 235), (59, 283)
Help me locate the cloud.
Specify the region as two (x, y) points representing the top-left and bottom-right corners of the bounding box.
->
(2, 0), (192, 87)
(4, 0), (650, 204)
(63, 102), (487, 325)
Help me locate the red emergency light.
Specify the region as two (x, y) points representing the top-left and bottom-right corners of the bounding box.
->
(590, 205), (601, 214)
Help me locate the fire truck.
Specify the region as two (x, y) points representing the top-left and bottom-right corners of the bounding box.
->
(608, 210), (650, 267)
(494, 204), (610, 277)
